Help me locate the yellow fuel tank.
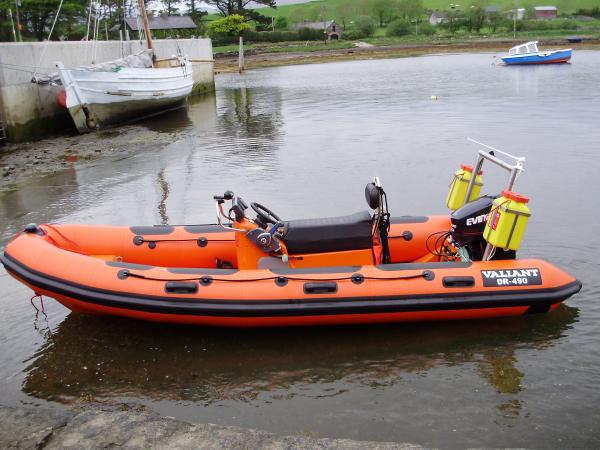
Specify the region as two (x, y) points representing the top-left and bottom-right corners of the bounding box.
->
(446, 164), (483, 211)
(484, 190), (531, 251)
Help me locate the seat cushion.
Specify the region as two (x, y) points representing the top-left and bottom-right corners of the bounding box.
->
(283, 211), (373, 254)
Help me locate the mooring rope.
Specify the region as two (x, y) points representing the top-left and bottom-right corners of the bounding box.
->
(30, 295), (48, 319)
(121, 270), (433, 284)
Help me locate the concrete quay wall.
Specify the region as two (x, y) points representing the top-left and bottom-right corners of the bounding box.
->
(0, 39), (214, 142)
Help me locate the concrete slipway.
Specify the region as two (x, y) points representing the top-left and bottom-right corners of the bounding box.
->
(0, 39), (215, 142)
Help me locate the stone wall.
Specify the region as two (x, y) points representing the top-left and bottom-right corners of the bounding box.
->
(0, 39), (214, 142)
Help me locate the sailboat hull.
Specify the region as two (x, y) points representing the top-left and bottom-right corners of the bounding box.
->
(57, 61), (194, 132)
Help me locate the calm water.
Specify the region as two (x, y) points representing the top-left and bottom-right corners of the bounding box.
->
(1, 52), (599, 448)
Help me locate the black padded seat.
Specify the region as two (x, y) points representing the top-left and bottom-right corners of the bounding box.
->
(282, 211), (373, 254)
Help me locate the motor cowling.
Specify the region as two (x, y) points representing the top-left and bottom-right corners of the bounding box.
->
(451, 195), (515, 261)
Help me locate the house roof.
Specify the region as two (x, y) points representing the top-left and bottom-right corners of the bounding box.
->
(292, 20), (335, 30)
(124, 16), (197, 31)
(534, 6), (557, 11)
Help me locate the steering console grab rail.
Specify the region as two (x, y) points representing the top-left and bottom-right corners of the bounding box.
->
(213, 192), (286, 257)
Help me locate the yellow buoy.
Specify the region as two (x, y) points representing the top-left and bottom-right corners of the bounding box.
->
(445, 164), (483, 211)
(484, 190), (531, 251)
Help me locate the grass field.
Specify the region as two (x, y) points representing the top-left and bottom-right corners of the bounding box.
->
(208, 0), (600, 56)
(253, 0), (600, 25)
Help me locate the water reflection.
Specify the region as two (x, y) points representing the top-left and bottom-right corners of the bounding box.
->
(215, 88), (283, 172)
(157, 168), (170, 225)
(0, 169), (79, 241)
(23, 305), (578, 414)
(141, 106), (193, 133)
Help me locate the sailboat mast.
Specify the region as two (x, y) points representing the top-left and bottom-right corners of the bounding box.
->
(137, 0), (154, 52)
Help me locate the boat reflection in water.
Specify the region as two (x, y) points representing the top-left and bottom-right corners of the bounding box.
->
(23, 305), (578, 417)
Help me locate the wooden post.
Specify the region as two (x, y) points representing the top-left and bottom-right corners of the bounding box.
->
(238, 35), (244, 73)
(137, 0), (154, 53)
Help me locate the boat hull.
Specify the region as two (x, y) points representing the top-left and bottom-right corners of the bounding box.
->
(1, 223), (582, 328)
(56, 62), (193, 132)
(501, 49), (572, 65)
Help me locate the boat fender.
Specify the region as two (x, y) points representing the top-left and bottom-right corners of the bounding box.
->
(422, 270), (435, 281)
(200, 276), (213, 286)
(399, 231), (413, 241)
(23, 224), (44, 236)
(351, 274), (365, 284)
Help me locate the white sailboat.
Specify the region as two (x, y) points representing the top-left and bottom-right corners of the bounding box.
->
(55, 0), (193, 132)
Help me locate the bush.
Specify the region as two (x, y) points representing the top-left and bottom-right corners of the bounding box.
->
(518, 18), (578, 31)
(387, 19), (411, 36)
(353, 15), (376, 37)
(297, 27), (326, 40)
(243, 30), (296, 42)
(342, 29), (364, 40)
(418, 21), (435, 35)
(207, 14), (250, 40)
(555, 18), (578, 29)
(275, 16), (288, 29)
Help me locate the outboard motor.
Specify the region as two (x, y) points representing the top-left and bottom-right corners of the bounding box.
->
(451, 195), (515, 261)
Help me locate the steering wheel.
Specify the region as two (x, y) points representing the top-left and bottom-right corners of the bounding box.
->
(250, 202), (282, 227)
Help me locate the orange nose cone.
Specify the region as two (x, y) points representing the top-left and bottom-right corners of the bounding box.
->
(58, 90), (67, 108)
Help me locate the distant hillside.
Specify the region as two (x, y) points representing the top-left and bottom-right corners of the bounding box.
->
(254, 0), (598, 24)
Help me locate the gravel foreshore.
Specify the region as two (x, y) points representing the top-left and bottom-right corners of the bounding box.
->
(0, 405), (425, 450)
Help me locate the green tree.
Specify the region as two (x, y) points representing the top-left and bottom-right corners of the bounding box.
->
(369, 0), (393, 26)
(163, 0), (178, 16)
(16, 0), (88, 41)
(204, 0), (275, 26)
(386, 17), (410, 35)
(467, 3), (486, 32)
(274, 16), (288, 29)
(185, 0), (208, 31)
(354, 14), (375, 36)
(207, 13), (250, 38)
(445, 7), (463, 33)
(397, 0), (423, 20)
(487, 11), (503, 32)
(0, 8), (16, 41)
(335, 0), (355, 30)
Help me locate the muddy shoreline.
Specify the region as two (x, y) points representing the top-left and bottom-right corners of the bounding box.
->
(0, 405), (422, 449)
(213, 38), (600, 72)
(0, 124), (180, 192)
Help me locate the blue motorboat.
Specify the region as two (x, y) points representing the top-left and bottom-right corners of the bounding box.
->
(501, 41), (572, 65)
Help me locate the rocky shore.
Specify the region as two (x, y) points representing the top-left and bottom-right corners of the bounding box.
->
(0, 405), (423, 449)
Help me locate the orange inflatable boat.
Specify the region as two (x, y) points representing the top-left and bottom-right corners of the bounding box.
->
(1, 149), (582, 327)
